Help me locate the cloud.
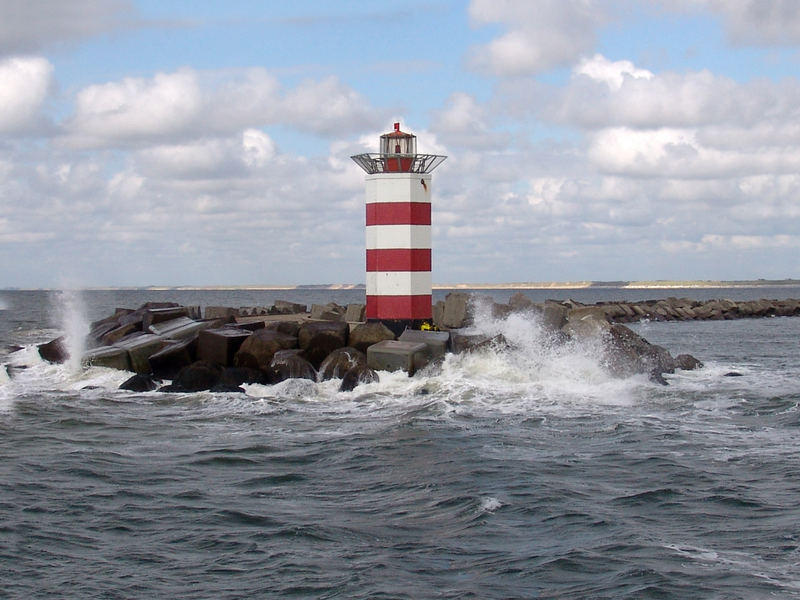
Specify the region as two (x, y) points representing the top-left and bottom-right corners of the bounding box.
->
(0, 56), (53, 133)
(467, 0), (608, 76)
(706, 0), (800, 45)
(62, 68), (386, 148)
(430, 92), (510, 148)
(0, 0), (135, 56)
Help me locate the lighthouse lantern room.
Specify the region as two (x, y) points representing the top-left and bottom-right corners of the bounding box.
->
(351, 123), (447, 333)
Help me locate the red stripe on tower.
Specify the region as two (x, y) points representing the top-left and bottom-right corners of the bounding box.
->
(366, 202), (430, 226)
(366, 248), (431, 272)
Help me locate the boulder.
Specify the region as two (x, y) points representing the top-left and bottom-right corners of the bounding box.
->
(604, 324), (675, 383)
(143, 306), (190, 330)
(563, 308), (612, 340)
(114, 333), (168, 374)
(674, 354), (703, 370)
(508, 292), (534, 312)
(83, 345), (131, 371)
(367, 340), (429, 376)
(298, 321), (349, 368)
(101, 323), (139, 346)
(272, 300), (308, 315)
(437, 292), (472, 330)
(537, 301), (569, 333)
(204, 306), (238, 320)
(270, 349), (317, 383)
(119, 373), (158, 392)
(344, 303), (366, 322)
(449, 332), (491, 354)
(234, 329), (297, 371)
(38, 336), (69, 364)
(197, 327), (252, 367)
(161, 361), (222, 392)
(318, 347), (367, 381)
(148, 337), (196, 380)
(398, 329), (450, 362)
(348, 321), (395, 353)
(339, 364), (379, 392)
(219, 367), (269, 387)
(265, 321), (302, 337)
(310, 302), (346, 321)
(209, 383), (246, 393)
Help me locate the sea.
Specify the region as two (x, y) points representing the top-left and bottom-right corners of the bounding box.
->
(1, 287), (799, 599)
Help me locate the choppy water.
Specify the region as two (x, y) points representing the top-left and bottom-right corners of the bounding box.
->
(1, 289), (800, 598)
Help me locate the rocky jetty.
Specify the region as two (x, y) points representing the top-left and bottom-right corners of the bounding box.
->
(36, 291), (797, 391)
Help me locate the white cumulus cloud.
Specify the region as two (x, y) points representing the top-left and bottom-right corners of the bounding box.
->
(0, 56), (53, 133)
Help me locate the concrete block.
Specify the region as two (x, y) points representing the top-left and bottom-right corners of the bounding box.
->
(101, 323), (139, 346)
(367, 340), (429, 376)
(83, 346), (131, 371)
(148, 338), (196, 380)
(143, 306), (190, 330)
(272, 300), (308, 315)
(148, 317), (215, 341)
(197, 327), (252, 367)
(204, 306), (238, 320)
(344, 303), (366, 322)
(114, 334), (168, 374)
(398, 329), (450, 361)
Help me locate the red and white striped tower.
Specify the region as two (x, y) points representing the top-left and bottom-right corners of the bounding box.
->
(352, 123), (446, 333)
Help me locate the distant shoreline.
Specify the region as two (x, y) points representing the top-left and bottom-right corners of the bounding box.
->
(4, 279), (800, 292)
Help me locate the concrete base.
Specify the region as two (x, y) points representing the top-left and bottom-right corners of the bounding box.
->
(398, 329), (451, 361)
(367, 340), (429, 376)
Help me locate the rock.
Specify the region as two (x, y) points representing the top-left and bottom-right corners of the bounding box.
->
(674, 354), (703, 370)
(197, 327), (252, 367)
(209, 383), (245, 393)
(438, 292), (472, 329)
(219, 367), (269, 387)
(344, 303), (366, 322)
(101, 323), (139, 346)
(432, 301), (445, 329)
(38, 336), (69, 364)
(449, 332), (491, 354)
(398, 329), (450, 362)
(270, 349), (317, 383)
(339, 364), (379, 391)
(114, 333), (168, 374)
(463, 334), (510, 354)
(347, 321), (395, 353)
(265, 321), (302, 337)
(367, 340), (429, 375)
(724, 371), (744, 377)
(310, 302), (346, 321)
(298, 321), (349, 368)
(234, 329), (297, 371)
(563, 309), (611, 340)
(318, 347), (367, 381)
(538, 301), (569, 333)
(163, 361), (223, 392)
(119, 373), (158, 392)
(83, 345), (131, 371)
(148, 337), (196, 380)
(272, 300), (308, 315)
(604, 324), (675, 383)
(204, 306), (239, 320)
(143, 306), (190, 330)
(508, 291), (534, 312)
(147, 317), (212, 340)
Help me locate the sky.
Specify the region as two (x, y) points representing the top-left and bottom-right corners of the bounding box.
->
(3, 0), (800, 288)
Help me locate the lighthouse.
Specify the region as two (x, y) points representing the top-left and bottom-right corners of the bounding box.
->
(351, 123), (446, 334)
